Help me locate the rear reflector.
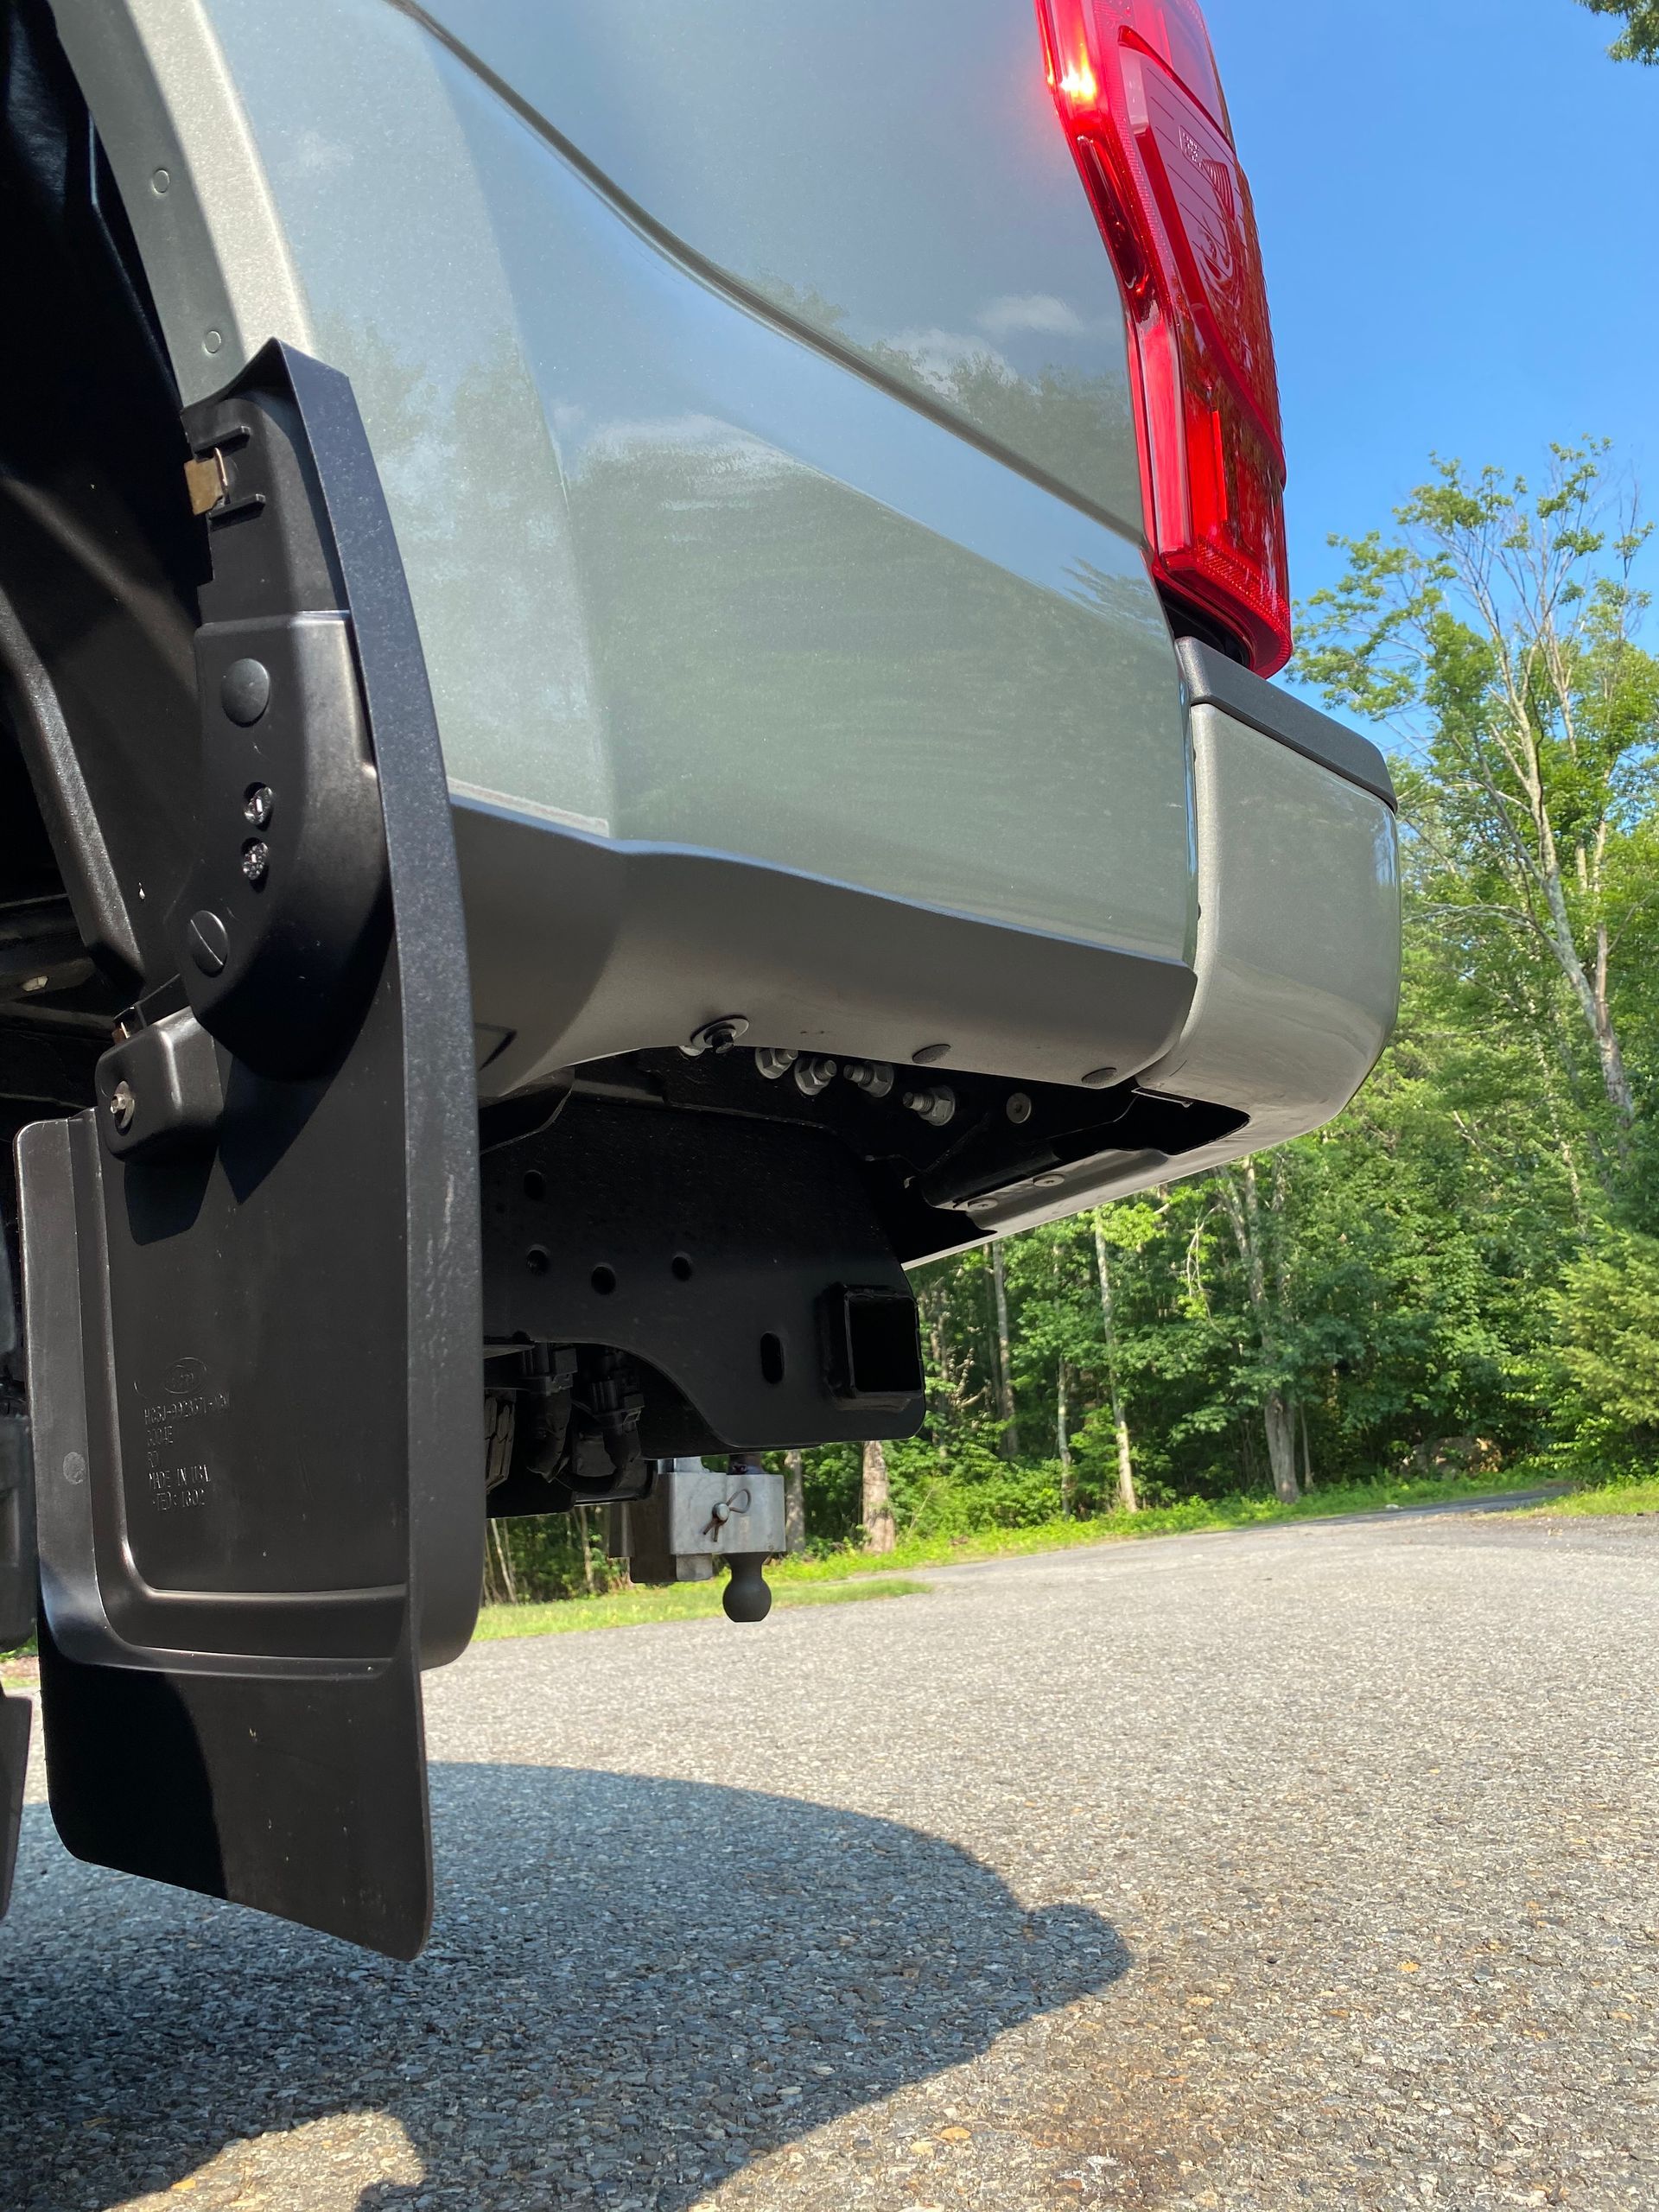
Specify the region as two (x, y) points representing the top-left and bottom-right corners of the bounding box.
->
(1039, 0), (1292, 674)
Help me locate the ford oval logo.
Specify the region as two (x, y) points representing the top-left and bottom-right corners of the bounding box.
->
(162, 1356), (207, 1394)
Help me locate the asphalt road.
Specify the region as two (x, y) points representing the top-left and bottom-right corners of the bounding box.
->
(3, 1500), (1657, 2211)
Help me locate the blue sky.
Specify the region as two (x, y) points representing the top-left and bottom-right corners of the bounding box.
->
(1203, 0), (1659, 619)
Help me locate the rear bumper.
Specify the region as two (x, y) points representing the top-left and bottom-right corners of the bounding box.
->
(460, 642), (1401, 1233)
(1149, 645), (1400, 1130)
(925, 648), (1401, 1236)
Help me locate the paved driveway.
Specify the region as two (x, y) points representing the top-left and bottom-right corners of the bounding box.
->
(2, 1503), (1656, 2210)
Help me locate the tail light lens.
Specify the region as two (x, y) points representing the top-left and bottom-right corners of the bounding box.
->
(1039, 0), (1292, 674)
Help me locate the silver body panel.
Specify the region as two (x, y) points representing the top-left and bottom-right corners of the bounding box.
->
(956, 709), (1402, 1237)
(51, 0), (1400, 1204)
(1155, 712), (1402, 1130)
(404, 0), (1147, 531)
(57, 0), (1192, 963)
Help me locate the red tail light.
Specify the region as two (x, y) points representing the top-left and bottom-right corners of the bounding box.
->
(1039, 0), (1292, 674)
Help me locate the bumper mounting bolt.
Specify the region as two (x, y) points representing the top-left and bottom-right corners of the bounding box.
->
(683, 1014), (751, 1058)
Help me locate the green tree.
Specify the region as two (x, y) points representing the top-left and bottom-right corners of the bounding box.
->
(1555, 1231), (1659, 1457)
(1578, 0), (1659, 61)
(1300, 443), (1659, 1192)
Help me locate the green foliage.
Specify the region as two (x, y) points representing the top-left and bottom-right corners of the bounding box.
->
(1301, 447), (1656, 1191)
(1578, 0), (1659, 61)
(481, 1507), (620, 1605)
(1527, 1472), (1659, 1515)
(1555, 1230), (1659, 1455)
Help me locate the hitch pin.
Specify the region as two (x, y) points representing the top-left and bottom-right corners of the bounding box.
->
(701, 1484), (751, 1543)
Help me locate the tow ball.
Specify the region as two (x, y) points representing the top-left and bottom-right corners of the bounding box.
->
(721, 1554), (773, 1623)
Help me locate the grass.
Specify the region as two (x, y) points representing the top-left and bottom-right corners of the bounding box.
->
(760, 1471), (1553, 1586)
(474, 1576), (929, 1640)
(1522, 1472), (1659, 1518)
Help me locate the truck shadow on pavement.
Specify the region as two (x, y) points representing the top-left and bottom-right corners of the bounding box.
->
(0, 1760), (1128, 2210)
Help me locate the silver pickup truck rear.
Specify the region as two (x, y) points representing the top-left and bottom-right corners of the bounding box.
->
(0, 0), (1397, 1953)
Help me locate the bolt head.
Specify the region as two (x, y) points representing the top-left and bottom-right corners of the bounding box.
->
(108, 1079), (137, 1132)
(901, 1084), (956, 1128)
(220, 658), (270, 726)
(843, 1059), (894, 1096)
(244, 784), (274, 828)
(187, 910), (229, 976)
(1006, 1091), (1033, 1125)
(851, 1059), (895, 1097)
(683, 1014), (751, 1058)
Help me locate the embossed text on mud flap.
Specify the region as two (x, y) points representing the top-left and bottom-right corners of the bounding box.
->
(140, 1358), (228, 1513)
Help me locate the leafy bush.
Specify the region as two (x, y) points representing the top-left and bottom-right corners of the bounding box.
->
(1555, 1230), (1659, 1464)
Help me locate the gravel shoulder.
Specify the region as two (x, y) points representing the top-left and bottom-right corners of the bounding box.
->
(2, 1501), (1656, 2211)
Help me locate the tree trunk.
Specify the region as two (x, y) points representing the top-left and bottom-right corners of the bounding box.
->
(1115, 1403), (1137, 1516)
(1299, 1398), (1314, 1491)
(575, 1504), (597, 1593)
(1263, 1390), (1300, 1505)
(1590, 918), (1635, 1143)
(486, 1518), (518, 1606)
(991, 1243), (1020, 1458)
(861, 1439), (895, 1554)
(784, 1449), (807, 1553)
(1535, 844), (1636, 1160)
(1092, 1213), (1139, 1513)
(1057, 1359), (1074, 1516)
(1220, 1160), (1300, 1503)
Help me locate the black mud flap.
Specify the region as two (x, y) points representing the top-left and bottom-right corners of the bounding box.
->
(0, 1687), (25, 1920)
(13, 344), (481, 1958)
(0, 1223), (32, 1921)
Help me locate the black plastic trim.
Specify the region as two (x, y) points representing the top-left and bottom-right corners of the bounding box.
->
(1177, 639), (1396, 811)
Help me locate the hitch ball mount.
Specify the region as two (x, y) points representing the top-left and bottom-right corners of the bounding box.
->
(608, 1455), (786, 1621)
